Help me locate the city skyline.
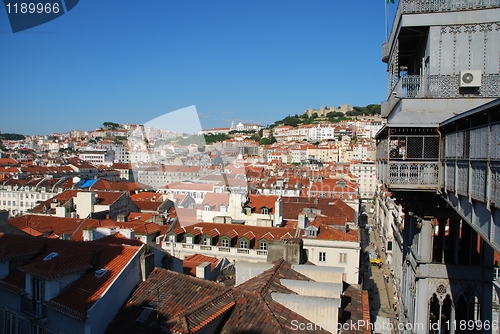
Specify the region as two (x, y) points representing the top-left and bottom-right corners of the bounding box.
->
(0, 0), (397, 135)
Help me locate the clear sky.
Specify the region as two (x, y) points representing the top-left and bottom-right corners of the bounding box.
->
(0, 0), (398, 135)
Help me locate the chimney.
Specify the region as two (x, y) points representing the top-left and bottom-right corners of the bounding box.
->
(267, 239), (304, 265)
(196, 262), (211, 280)
(298, 214), (308, 229)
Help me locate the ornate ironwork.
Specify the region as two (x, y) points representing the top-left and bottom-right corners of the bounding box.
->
(388, 162), (439, 187)
(401, 0), (500, 14)
(21, 295), (46, 319)
(388, 74), (500, 99)
(436, 284), (447, 295)
(378, 134), (440, 189)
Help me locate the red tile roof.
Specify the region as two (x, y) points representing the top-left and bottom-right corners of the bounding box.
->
(9, 215), (101, 241)
(168, 222), (296, 248)
(183, 254), (219, 276)
(106, 260), (332, 334)
(0, 233), (142, 321)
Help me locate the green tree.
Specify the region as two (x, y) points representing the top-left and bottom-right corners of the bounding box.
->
(0, 133), (25, 140)
(282, 115), (301, 127)
(103, 122), (120, 129)
(259, 135), (276, 145)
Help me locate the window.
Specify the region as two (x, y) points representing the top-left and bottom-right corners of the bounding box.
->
(339, 253), (347, 263)
(33, 278), (45, 302)
(387, 241), (393, 251)
(239, 240), (248, 249)
(5, 311), (17, 334)
(259, 242), (267, 250)
(319, 252), (326, 262)
(203, 237), (211, 245)
(221, 239), (229, 247)
(32, 323), (44, 334)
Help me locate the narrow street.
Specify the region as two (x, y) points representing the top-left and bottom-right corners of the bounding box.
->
(360, 204), (399, 333)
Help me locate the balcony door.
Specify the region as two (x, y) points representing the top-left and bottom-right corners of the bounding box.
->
(32, 278), (44, 302)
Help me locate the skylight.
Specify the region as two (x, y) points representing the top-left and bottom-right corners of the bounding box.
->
(43, 252), (59, 261)
(95, 268), (108, 278)
(136, 307), (154, 323)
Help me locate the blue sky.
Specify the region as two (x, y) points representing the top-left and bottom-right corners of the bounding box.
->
(0, 1), (397, 135)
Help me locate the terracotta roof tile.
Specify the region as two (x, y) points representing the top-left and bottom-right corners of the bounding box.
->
(168, 223), (295, 249)
(106, 261), (332, 334)
(0, 234), (142, 321)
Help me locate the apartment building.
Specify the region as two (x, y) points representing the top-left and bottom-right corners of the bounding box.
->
(0, 233), (145, 334)
(350, 160), (377, 199)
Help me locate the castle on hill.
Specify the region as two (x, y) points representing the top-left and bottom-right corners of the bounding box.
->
(303, 104), (353, 117)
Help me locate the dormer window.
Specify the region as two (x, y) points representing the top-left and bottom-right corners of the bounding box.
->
(305, 226), (318, 238)
(261, 207), (269, 214)
(204, 204), (212, 211)
(259, 242), (267, 250)
(239, 240), (249, 249)
(219, 204), (227, 212)
(203, 237), (211, 245)
(168, 234), (176, 242)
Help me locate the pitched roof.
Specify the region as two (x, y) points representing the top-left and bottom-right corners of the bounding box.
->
(169, 222), (296, 248)
(9, 215), (102, 241)
(0, 233), (142, 320)
(105, 260), (332, 334)
(182, 254), (220, 277)
(29, 190), (126, 214)
(282, 196), (355, 223)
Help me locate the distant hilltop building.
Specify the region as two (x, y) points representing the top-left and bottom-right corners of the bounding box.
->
(230, 121), (263, 132)
(303, 104), (353, 117)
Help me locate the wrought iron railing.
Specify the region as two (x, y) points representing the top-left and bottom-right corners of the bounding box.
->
(400, 0), (500, 13)
(21, 295), (45, 319)
(388, 162), (440, 188)
(377, 135), (440, 189)
(388, 74), (500, 100)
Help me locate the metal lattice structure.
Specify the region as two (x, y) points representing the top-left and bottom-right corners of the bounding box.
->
(442, 115), (500, 208)
(377, 133), (440, 189)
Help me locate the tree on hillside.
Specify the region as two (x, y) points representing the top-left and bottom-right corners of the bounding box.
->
(103, 122), (120, 129)
(0, 133), (25, 140)
(259, 135), (276, 145)
(282, 115), (301, 127)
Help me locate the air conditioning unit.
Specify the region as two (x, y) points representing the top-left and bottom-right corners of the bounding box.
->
(460, 70), (482, 87)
